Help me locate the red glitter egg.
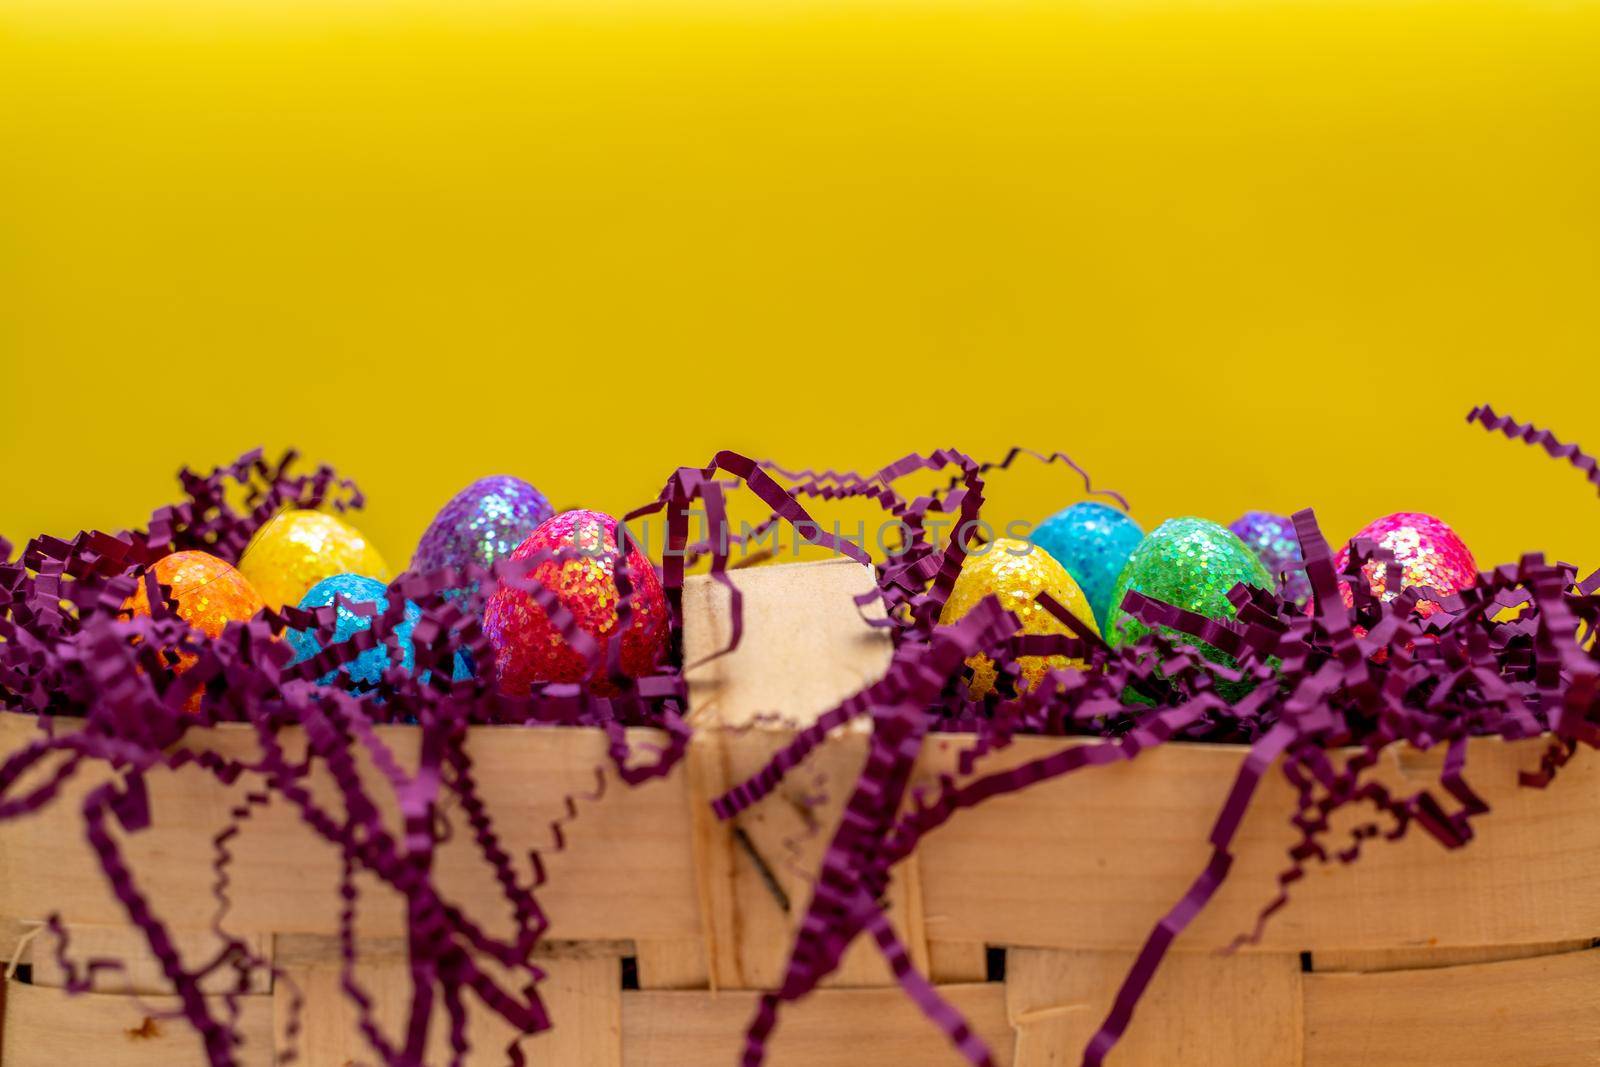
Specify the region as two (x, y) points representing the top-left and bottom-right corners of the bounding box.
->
(1335, 512), (1477, 618)
(483, 510), (669, 694)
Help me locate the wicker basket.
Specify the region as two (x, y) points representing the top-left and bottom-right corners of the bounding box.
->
(1, 559), (1596, 1066)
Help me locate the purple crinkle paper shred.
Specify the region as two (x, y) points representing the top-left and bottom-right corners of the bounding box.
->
(1, 409), (1598, 1067)
(710, 411), (1600, 1067)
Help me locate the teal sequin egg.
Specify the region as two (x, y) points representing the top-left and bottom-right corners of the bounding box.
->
(288, 574), (414, 686)
(1107, 518), (1273, 665)
(1030, 501), (1144, 628)
(288, 573), (470, 686)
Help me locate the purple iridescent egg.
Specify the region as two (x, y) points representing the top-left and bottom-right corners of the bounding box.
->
(413, 476), (554, 574)
(1228, 511), (1311, 607)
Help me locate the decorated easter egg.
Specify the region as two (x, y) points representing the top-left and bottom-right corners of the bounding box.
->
(413, 475), (554, 574)
(124, 551), (266, 709)
(482, 510), (669, 694)
(287, 574), (473, 687)
(1107, 518), (1272, 664)
(1229, 511), (1311, 607)
(938, 538), (1100, 699)
(239, 510), (389, 611)
(1335, 512), (1476, 617)
(125, 550), (265, 637)
(287, 573), (417, 687)
(1030, 501), (1143, 629)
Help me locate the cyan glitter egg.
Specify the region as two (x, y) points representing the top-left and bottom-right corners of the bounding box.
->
(287, 573), (470, 686)
(1030, 501), (1144, 629)
(413, 476), (555, 574)
(1107, 517), (1273, 667)
(1229, 511), (1311, 607)
(287, 574), (414, 687)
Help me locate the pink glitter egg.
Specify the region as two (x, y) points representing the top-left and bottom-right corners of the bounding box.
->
(1335, 512), (1477, 617)
(482, 510), (668, 695)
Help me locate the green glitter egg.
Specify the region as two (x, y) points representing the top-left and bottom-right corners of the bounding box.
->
(1107, 517), (1273, 665)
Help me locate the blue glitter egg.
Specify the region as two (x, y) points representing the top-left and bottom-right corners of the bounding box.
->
(1030, 501), (1144, 628)
(288, 574), (471, 686)
(287, 574), (415, 687)
(1229, 511), (1311, 607)
(413, 476), (554, 574)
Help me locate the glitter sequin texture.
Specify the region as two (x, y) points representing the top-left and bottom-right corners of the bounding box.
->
(239, 509), (389, 611)
(1229, 511), (1311, 607)
(482, 510), (668, 694)
(125, 550), (266, 638)
(412, 475), (554, 574)
(1030, 501), (1144, 629)
(1107, 517), (1272, 665)
(938, 538), (1100, 699)
(287, 573), (421, 687)
(1335, 512), (1477, 617)
(125, 550), (266, 708)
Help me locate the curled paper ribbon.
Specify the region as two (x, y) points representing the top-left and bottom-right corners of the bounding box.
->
(2, 411), (1598, 1067)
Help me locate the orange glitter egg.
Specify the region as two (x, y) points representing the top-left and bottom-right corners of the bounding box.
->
(124, 550), (266, 710)
(125, 550), (266, 637)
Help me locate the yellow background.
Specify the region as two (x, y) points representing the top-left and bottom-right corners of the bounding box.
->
(2, 0), (1597, 571)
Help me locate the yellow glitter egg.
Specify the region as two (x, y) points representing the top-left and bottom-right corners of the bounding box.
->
(238, 509), (389, 611)
(938, 538), (1101, 699)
